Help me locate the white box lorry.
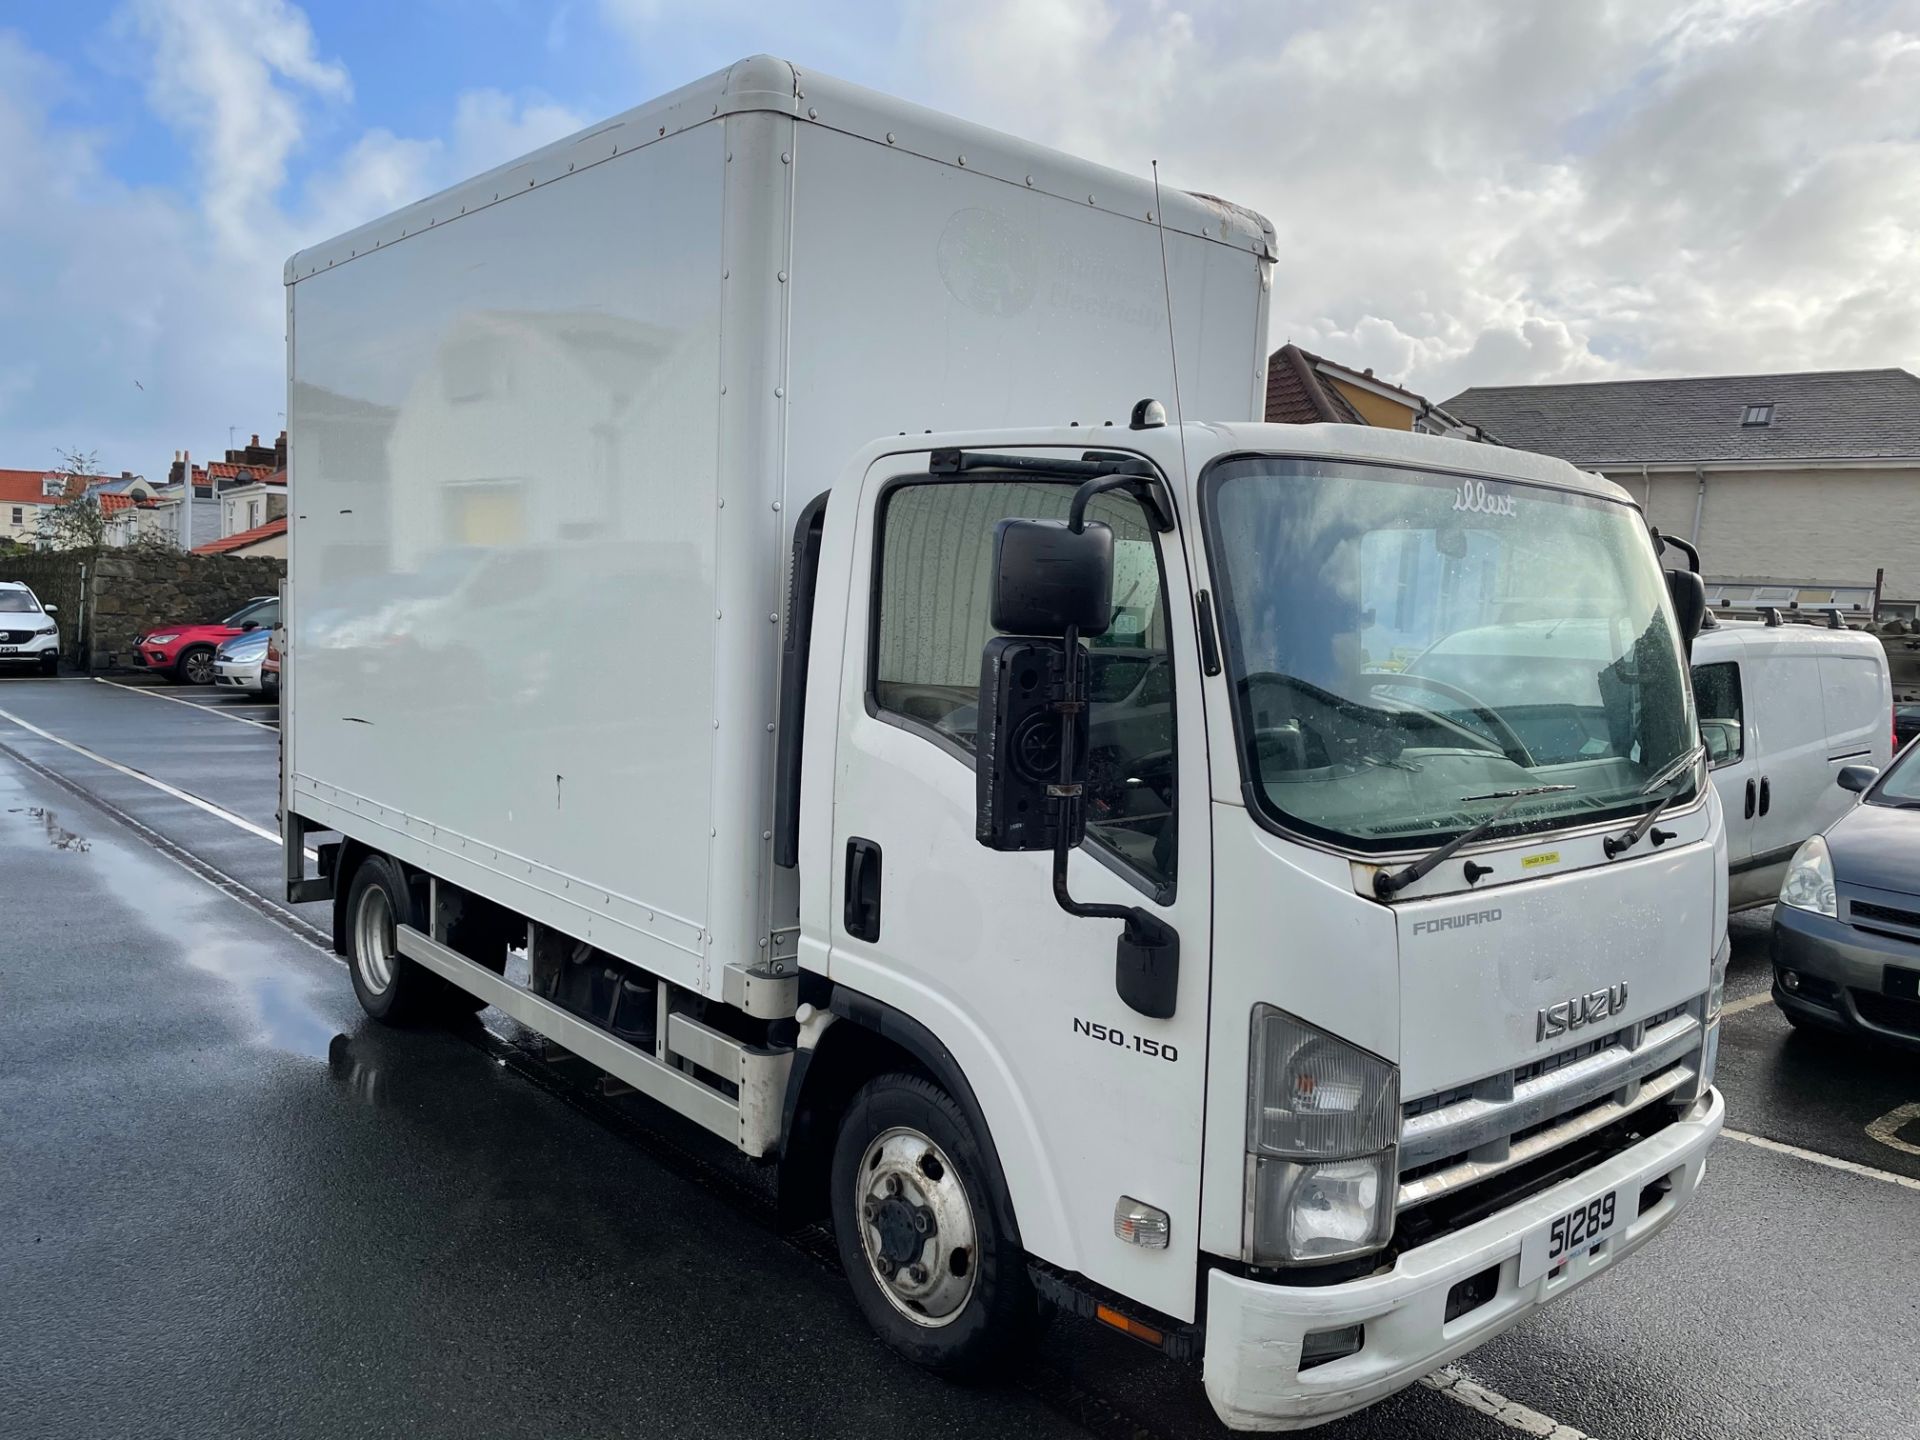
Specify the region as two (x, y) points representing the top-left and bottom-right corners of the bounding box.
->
(282, 57), (1725, 1430)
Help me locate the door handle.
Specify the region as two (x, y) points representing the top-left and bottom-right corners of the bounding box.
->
(1759, 777), (1771, 816)
(1744, 778), (1756, 819)
(844, 837), (883, 942)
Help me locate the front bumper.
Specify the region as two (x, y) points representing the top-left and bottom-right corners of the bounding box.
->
(0, 633), (59, 662)
(214, 657), (266, 691)
(1202, 1089), (1724, 1431)
(1771, 902), (1920, 1050)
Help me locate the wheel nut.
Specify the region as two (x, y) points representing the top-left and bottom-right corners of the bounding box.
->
(884, 1176), (902, 1197)
(863, 1201), (877, 1221)
(877, 1258), (895, 1278)
(908, 1265), (927, 1284)
(912, 1212), (930, 1234)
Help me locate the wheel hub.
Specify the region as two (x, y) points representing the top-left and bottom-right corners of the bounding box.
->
(854, 1127), (979, 1327)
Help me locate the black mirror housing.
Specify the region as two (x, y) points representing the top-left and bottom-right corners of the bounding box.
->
(975, 636), (1088, 852)
(991, 519), (1114, 638)
(1666, 569), (1706, 655)
(1837, 764), (1878, 793)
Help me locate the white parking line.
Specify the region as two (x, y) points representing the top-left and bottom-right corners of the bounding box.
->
(1720, 1128), (1920, 1191)
(0, 704), (311, 856)
(92, 676), (277, 730)
(1863, 1103), (1920, 1159)
(1422, 1366), (1592, 1439)
(1720, 990), (1774, 1016)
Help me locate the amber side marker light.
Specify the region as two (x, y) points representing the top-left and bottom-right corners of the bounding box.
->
(1094, 1304), (1165, 1348)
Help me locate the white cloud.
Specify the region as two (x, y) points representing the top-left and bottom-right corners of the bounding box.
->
(4, 0), (1917, 477)
(894, 0), (1920, 398)
(0, 12), (582, 476)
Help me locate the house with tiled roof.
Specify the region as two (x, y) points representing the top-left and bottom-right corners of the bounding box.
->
(1266, 344), (1497, 442)
(1443, 368), (1920, 615)
(218, 468), (287, 540)
(0, 467), (160, 548)
(193, 515), (286, 557)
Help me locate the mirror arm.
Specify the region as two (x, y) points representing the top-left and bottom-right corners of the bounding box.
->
(1068, 474), (1174, 534)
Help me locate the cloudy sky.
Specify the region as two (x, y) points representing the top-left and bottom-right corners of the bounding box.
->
(2, 0), (1916, 477)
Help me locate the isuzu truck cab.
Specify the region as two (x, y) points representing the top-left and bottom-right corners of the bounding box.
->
(281, 57), (1723, 1431)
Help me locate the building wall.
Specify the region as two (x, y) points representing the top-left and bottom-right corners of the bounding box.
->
(1327, 378), (1416, 429)
(0, 501), (47, 545)
(1605, 464), (1920, 600)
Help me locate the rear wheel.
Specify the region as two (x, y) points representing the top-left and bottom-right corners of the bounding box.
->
(830, 1073), (1033, 1375)
(177, 645), (216, 685)
(344, 856), (437, 1024)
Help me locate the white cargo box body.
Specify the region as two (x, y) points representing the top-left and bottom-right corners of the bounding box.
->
(284, 56), (1273, 997)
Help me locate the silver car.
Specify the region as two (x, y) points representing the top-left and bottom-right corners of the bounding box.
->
(212, 627), (272, 695)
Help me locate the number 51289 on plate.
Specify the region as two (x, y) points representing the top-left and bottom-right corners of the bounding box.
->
(1517, 1185), (1624, 1286)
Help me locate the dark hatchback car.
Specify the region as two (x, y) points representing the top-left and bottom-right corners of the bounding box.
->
(1772, 750), (1920, 1050)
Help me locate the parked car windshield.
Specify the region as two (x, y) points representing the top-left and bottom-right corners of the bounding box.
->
(223, 598), (277, 627)
(1204, 456), (1698, 851)
(1867, 745), (1920, 806)
(0, 591), (40, 612)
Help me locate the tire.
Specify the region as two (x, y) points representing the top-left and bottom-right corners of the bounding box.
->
(38, 653), (57, 677)
(177, 645), (216, 686)
(830, 1072), (1033, 1376)
(343, 855), (438, 1024)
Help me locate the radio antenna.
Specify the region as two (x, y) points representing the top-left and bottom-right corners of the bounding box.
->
(1151, 161), (1193, 491)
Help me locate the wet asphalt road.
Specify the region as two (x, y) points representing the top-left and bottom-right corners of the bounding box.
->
(2, 675), (1917, 1440)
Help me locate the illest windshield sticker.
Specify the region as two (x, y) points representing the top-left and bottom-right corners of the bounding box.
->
(1522, 850), (1561, 870)
(1452, 478), (1516, 517)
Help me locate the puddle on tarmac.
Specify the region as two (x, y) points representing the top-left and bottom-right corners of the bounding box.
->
(1, 772), (336, 1060)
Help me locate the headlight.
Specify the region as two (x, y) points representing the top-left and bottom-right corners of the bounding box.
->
(1779, 835), (1835, 917)
(35, 624), (55, 636)
(146, 633), (179, 645)
(1707, 938), (1730, 1022)
(1245, 1007), (1399, 1264)
(1247, 1154), (1395, 1263)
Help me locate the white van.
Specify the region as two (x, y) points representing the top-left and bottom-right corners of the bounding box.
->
(1690, 618), (1892, 910)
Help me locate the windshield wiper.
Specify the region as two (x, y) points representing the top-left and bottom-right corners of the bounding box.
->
(1373, 785), (1576, 898)
(1603, 745), (1703, 859)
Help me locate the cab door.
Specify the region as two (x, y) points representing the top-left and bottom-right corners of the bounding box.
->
(816, 451), (1213, 1322)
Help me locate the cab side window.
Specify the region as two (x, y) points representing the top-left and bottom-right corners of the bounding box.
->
(1693, 661), (1744, 766)
(872, 478), (1177, 887)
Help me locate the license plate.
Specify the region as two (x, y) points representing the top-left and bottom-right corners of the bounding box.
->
(0, 647), (16, 654)
(1517, 1185), (1623, 1285)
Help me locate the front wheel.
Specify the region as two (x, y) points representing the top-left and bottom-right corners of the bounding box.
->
(38, 653), (57, 677)
(830, 1073), (1033, 1375)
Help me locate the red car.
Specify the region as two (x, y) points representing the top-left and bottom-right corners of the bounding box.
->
(133, 596), (278, 685)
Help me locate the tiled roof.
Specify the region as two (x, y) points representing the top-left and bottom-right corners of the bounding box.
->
(193, 515), (287, 554)
(1442, 368), (1920, 467)
(207, 460), (278, 482)
(1265, 344), (1365, 425)
(0, 469), (85, 505)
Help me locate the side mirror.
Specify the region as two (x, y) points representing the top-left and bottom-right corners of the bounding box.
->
(1837, 764), (1878, 793)
(991, 518), (1114, 638)
(975, 636), (1088, 852)
(1666, 569), (1706, 656)
(240, 620), (260, 631)
(42, 603), (58, 614)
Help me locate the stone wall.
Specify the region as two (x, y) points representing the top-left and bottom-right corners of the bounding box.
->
(0, 552), (91, 663)
(87, 552), (286, 670)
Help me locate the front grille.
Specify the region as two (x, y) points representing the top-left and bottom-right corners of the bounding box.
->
(1852, 989), (1920, 1038)
(1396, 1001), (1702, 1212)
(0, 629), (32, 644)
(1849, 899), (1920, 937)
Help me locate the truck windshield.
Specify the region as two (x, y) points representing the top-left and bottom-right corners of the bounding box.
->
(1204, 456), (1698, 851)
